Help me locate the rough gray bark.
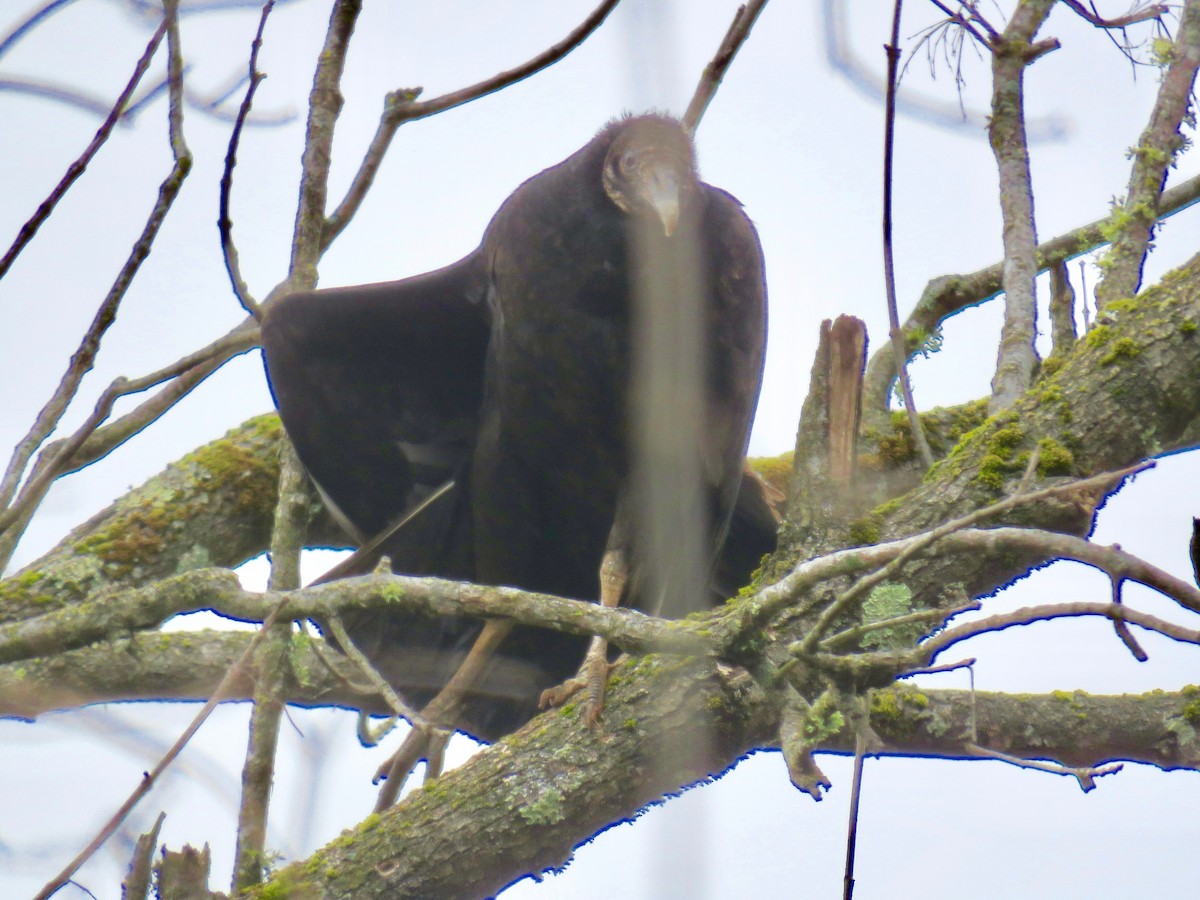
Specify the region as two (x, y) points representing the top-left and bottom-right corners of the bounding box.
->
(986, 0), (1056, 412)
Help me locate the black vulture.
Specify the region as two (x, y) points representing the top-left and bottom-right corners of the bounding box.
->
(261, 114), (772, 742)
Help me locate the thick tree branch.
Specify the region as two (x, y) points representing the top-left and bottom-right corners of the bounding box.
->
(985, 0), (1056, 411)
(252, 666), (1200, 898)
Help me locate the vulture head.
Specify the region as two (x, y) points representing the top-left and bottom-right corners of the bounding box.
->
(601, 116), (698, 237)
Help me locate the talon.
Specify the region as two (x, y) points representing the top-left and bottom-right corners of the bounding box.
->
(539, 677), (586, 709)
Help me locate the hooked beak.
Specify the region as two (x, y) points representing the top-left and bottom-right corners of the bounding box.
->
(637, 166), (681, 237)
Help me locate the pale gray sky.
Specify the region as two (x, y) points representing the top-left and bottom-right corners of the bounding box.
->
(2, 1), (1199, 897)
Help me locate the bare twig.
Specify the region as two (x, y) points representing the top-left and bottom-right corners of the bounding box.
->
(1109, 573), (1149, 662)
(820, 599), (982, 651)
(231, 0), (355, 884)
(218, 0), (274, 321)
(40, 320), (260, 477)
(325, 613), (426, 726)
(0, 4), (192, 569)
(925, 0), (993, 45)
(320, 0), (621, 251)
(0, 14), (167, 282)
(232, 440), (308, 891)
(0, 566), (704, 670)
(1059, 0), (1166, 30)
(681, 0), (769, 134)
(898, 656), (976, 677)
(0, 0), (80, 60)
(922, 599), (1200, 658)
(963, 741), (1123, 791)
(882, 0), (934, 467)
(842, 731), (867, 900)
(289, 0), (361, 286)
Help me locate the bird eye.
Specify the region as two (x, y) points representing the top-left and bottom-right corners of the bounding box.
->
(620, 151), (637, 172)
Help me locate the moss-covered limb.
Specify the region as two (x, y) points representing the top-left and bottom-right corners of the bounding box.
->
(869, 685), (1200, 772)
(1094, 0), (1200, 309)
(251, 666), (1200, 899)
(808, 251), (1200, 614)
(0, 629), (386, 720)
(0, 565), (712, 671)
(0, 568), (255, 666)
(861, 172), (1200, 413)
(0, 415), (281, 624)
(251, 656), (775, 900)
(849, 400), (992, 521)
(0, 414), (349, 627)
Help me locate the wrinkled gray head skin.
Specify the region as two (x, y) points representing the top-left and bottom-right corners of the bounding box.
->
(601, 116), (698, 237)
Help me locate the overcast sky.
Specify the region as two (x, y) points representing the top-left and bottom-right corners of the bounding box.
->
(2, 1), (1199, 897)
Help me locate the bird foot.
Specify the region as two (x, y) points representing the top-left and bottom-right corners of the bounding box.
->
(538, 676), (586, 710)
(538, 656), (619, 728)
(371, 725), (450, 811)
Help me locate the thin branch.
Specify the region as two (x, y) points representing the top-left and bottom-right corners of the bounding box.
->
(288, 0), (361, 287)
(820, 599), (982, 651)
(842, 731), (867, 900)
(925, 0), (990, 46)
(898, 656), (976, 677)
(963, 742), (1123, 791)
(1110, 573), (1149, 661)
(0, 566), (704, 670)
(320, 0), (621, 251)
(0, 0), (81, 60)
(882, 0), (935, 467)
(681, 0), (769, 134)
(0, 7), (192, 569)
(231, 0), (345, 878)
(1094, 0), (1200, 308)
(793, 461), (1151, 653)
(41, 320), (260, 478)
(232, 440), (307, 891)
(0, 15), (167, 282)
(325, 614), (427, 725)
(218, 0), (274, 321)
(922, 599), (1200, 658)
(1059, 0), (1166, 29)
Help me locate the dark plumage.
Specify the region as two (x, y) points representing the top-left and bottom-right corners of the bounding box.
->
(261, 115), (771, 741)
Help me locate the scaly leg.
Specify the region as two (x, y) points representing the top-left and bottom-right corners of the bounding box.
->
(539, 536), (628, 727)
